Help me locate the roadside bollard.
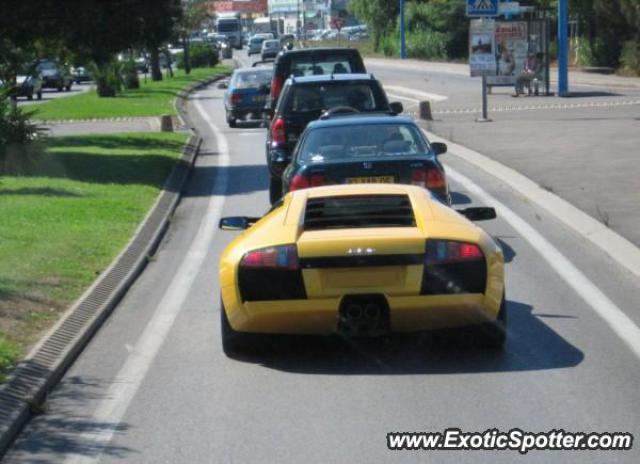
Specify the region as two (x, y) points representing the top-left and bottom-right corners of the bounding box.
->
(160, 114), (173, 132)
(419, 101), (433, 121)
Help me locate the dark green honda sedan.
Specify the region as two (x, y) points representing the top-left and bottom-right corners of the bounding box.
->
(279, 113), (451, 205)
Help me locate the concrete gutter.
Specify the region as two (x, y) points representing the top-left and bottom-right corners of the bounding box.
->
(0, 72), (229, 458)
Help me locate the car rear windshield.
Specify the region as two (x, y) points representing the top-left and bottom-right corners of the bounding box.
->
(304, 194), (416, 230)
(264, 40), (280, 49)
(283, 81), (386, 115)
(298, 124), (430, 164)
(232, 69), (273, 89)
(217, 21), (239, 32)
(287, 56), (358, 76)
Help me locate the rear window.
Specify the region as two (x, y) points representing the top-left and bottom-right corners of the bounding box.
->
(298, 124), (430, 164)
(304, 195), (415, 230)
(232, 69), (273, 89)
(264, 40), (280, 49)
(217, 21), (239, 32)
(283, 81), (386, 114)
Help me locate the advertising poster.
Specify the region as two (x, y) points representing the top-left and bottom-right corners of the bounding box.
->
(490, 21), (528, 85)
(469, 19), (496, 77)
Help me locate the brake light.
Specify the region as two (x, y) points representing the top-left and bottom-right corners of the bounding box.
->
(230, 93), (242, 104)
(411, 169), (426, 186)
(426, 168), (447, 189)
(411, 167), (446, 190)
(240, 244), (299, 270)
(270, 75), (283, 101)
(426, 240), (484, 263)
(289, 174), (325, 191)
(271, 117), (286, 145)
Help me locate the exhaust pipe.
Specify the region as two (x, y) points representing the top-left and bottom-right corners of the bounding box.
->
(346, 304), (363, 320)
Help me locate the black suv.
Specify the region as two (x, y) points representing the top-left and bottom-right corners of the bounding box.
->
(267, 47), (366, 115)
(36, 60), (73, 92)
(265, 73), (403, 203)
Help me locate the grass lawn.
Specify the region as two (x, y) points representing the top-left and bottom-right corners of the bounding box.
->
(0, 132), (187, 381)
(32, 65), (230, 121)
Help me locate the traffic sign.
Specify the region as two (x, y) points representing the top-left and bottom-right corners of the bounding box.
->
(466, 0), (499, 17)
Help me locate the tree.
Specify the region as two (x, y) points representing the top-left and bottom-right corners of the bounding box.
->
(140, 0), (182, 81)
(177, 0), (211, 75)
(349, 0), (399, 50)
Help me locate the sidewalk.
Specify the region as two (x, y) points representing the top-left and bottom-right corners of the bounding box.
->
(365, 57), (640, 89)
(41, 117), (173, 136)
(422, 103), (640, 249)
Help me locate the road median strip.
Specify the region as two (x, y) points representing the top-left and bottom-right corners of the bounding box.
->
(0, 72), (229, 457)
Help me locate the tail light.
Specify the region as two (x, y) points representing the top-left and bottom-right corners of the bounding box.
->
(426, 240), (484, 263)
(240, 244), (299, 270)
(422, 239), (486, 295)
(230, 93), (242, 104)
(289, 174), (326, 191)
(270, 75), (284, 101)
(271, 117), (286, 145)
(411, 167), (447, 190)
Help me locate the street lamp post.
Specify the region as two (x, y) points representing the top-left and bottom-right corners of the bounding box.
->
(400, 0), (406, 59)
(558, 0), (569, 96)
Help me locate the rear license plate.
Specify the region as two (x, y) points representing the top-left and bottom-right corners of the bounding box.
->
(252, 95), (267, 103)
(347, 176), (394, 184)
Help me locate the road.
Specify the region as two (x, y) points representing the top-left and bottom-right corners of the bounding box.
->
(3, 50), (640, 463)
(17, 83), (92, 109)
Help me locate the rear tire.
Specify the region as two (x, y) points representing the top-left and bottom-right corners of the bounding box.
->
(269, 176), (282, 205)
(476, 292), (507, 349)
(220, 300), (261, 357)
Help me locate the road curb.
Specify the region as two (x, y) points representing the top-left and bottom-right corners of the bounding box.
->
(0, 73), (226, 458)
(420, 125), (640, 280)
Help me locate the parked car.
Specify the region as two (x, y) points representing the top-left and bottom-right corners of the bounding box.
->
(0, 65), (43, 101)
(71, 66), (91, 84)
(265, 73), (402, 203)
(281, 113), (450, 205)
(36, 60), (72, 91)
(223, 67), (273, 127)
(261, 39), (282, 60)
(248, 36), (266, 55)
(266, 48), (366, 117)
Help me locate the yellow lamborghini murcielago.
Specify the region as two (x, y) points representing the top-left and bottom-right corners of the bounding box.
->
(218, 184), (506, 354)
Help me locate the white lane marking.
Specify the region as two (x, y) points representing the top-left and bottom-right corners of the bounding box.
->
(386, 93), (419, 103)
(447, 167), (640, 361)
(64, 96), (229, 464)
(384, 85), (448, 102)
(423, 129), (640, 279)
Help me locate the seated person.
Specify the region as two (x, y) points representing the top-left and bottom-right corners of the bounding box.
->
(311, 65), (324, 75)
(332, 63), (348, 74)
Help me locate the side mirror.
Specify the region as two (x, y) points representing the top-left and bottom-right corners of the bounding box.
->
(431, 142), (447, 155)
(217, 80), (229, 89)
(219, 216), (260, 230)
(457, 207), (496, 221)
(389, 101), (404, 114)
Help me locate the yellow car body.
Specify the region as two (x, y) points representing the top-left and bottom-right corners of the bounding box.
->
(220, 184), (504, 342)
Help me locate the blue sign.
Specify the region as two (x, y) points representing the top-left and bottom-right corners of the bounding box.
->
(467, 0), (499, 17)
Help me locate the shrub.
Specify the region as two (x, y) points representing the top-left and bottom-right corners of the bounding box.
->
(177, 43), (219, 69)
(407, 30), (448, 60)
(0, 91), (45, 174)
(619, 40), (640, 76)
(88, 60), (124, 97)
(122, 59), (140, 89)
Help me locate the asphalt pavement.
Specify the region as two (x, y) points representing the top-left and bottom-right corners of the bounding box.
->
(17, 83), (92, 108)
(3, 50), (640, 464)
